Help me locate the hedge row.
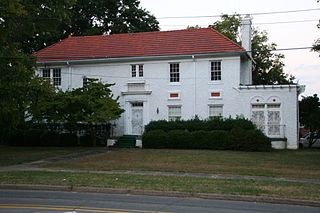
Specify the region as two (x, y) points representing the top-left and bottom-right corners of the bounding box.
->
(7, 129), (105, 147)
(144, 118), (256, 133)
(142, 128), (271, 152)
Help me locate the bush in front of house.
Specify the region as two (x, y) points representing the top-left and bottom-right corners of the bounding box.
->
(142, 130), (168, 148)
(142, 128), (271, 151)
(142, 118), (271, 151)
(144, 117), (256, 133)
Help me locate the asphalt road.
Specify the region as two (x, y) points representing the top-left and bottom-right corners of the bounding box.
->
(0, 189), (319, 213)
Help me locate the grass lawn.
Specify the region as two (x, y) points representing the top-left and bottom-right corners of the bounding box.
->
(0, 171), (319, 201)
(44, 149), (320, 180)
(0, 146), (94, 166)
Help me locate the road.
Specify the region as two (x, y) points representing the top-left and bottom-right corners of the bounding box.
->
(0, 189), (319, 213)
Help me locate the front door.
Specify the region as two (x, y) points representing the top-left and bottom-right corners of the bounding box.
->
(131, 102), (143, 135)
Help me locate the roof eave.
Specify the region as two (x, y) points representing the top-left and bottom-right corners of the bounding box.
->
(36, 51), (246, 66)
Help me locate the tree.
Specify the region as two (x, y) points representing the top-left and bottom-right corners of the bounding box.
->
(212, 15), (295, 85)
(299, 94), (320, 147)
(0, 0), (56, 143)
(44, 79), (124, 146)
(312, 0), (320, 54)
(2, 0), (159, 54)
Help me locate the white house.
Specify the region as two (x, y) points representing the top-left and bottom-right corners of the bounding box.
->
(34, 16), (304, 149)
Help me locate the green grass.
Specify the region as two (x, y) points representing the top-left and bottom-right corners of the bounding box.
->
(0, 146), (93, 166)
(0, 171), (319, 201)
(44, 149), (320, 179)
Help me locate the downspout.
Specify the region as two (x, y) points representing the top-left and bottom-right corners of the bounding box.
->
(192, 55), (196, 117)
(67, 61), (72, 89)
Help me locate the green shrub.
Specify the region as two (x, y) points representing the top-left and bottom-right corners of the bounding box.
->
(167, 130), (192, 149)
(142, 130), (168, 148)
(145, 117), (256, 133)
(142, 127), (271, 152)
(230, 127), (271, 151)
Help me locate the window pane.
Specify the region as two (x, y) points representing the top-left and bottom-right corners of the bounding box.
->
(209, 105), (223, 118)
(211, 61), (221, 81)
(52, 68), (61, 86)
(170, 63), (179, 82)
(168, 106), (181, 121)
(139, 64), (143, 77)
(131, 65), (136, 77)
(42, 69), (50, 80)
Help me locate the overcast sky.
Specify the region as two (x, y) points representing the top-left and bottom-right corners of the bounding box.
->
(140, 0), (320, 96)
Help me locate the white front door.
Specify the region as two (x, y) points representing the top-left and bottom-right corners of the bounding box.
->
(131, 102), (143, 135)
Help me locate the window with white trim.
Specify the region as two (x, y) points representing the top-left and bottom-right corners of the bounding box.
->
(42, 68), (50, 81)
(52, 68), (61, 86)
(209, 105), (223, 119)
(41, 68), (61, 86)
(131, 64), (143, 77)
(210, 61), (221, 81)
(170, 63), (180, 82)
(168, 106), (181, 121)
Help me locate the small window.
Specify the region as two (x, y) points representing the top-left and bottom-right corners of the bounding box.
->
(131, 65), (136, 77)
(52, 68), (61, 86)
(168, 106), (181, 121)
(139, 65), (143, 77)
(83, 77), (88, 87)
(209, 105), (223, 119)
(267, 104), (281, 109)
(170, 63), (180, 82)
(131, 64), (143, 78)
(42, 68), (50, 81)
(132, 102), (143, 107)
(252, 104), (265, 109)
(211, 61), (221, 81)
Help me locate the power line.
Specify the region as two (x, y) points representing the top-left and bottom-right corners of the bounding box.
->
(157, 8), (320, 19)
(160, 19), (319, 27)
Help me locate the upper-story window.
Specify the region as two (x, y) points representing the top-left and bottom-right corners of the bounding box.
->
(211, 61), (221, 81)
(42, 68), (61, 86)
(170, 63), (180, 82)
(131, 64), (143, 77)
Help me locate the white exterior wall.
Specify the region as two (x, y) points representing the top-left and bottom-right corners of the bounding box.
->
(38, 55), (300, 149)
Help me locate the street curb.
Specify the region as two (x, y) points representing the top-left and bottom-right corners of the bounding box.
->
(1, 184), (320, 208)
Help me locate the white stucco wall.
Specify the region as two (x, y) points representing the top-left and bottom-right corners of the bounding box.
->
(37, 55), (300, 149)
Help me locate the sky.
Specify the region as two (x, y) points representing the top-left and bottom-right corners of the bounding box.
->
(139, 0), (320, 96)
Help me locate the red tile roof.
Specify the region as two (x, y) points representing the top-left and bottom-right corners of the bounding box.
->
(34, 28), (245, 62)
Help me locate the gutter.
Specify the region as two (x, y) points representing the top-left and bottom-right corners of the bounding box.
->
(36, 51), (246, 66)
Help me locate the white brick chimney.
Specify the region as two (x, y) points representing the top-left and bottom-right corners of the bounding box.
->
(240, 15), (253, 85)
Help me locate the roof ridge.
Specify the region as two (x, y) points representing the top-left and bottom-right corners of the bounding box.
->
(67, 27), (213, 39)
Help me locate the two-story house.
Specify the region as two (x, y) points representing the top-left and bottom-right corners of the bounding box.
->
(34, 16), (304, 149)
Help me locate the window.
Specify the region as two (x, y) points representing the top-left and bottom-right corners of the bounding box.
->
(170, 63), (180, 82)
(209, 105), (223, 119)
(131, 65), (136, 77)
(131, 64), (143, 77)
(138, 65), (143, 77)
(52, 68), (61, 86)
(251, 103), (282, 136)
(211, 61), (221, 81)
(168, 106), (181, 121)
(83, 76), (88, 87)
(41, 68), (61, 86)
(42, 68), (50, 81)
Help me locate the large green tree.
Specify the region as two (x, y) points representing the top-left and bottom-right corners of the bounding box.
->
(3, 0), (159, 54)
(0, 0), (56, 143)
(299, 94), (320, 147)
(212, 15), (295, 85)
(43, 79), (124, 146)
